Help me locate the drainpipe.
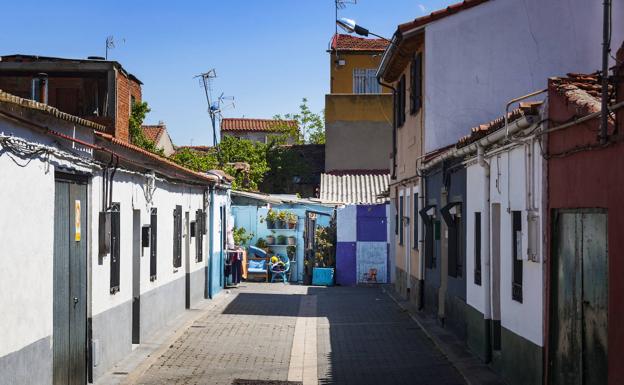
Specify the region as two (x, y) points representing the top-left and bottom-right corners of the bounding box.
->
(477, 145), (492, 362)
(208, 185), (215, 298)
(418, 173), (426, 309)
(378, 77), (397, 179)
(599, 0), (612, 144)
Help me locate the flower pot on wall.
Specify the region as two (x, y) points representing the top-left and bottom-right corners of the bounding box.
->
(277, 235), (287, 245)
(266, 219), (276, 229)
(266, 235), (275, 245)
(287, 236), (296, 246)
(276, 220), (286, 229)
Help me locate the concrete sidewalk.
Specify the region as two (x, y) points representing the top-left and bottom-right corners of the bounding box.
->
(99, 283), (468, 385)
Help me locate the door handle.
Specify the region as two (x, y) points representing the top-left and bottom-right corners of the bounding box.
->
(73, 297), (79, 307)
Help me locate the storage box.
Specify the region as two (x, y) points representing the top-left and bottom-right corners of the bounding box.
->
(312, 267), (335, 286)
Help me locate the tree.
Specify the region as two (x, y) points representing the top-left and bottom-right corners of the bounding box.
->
(273, 98), (325, 144)
(129, 101), (165, 156)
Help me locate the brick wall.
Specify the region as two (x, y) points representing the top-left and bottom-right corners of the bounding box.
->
(114, 72), (142, 142)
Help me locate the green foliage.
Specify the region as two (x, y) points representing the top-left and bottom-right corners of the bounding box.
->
(217, 135), (269, 190)
(232, 226), (254, 246)
(129, 101), (165, 156)
(169, 147), (217, 172)
(273, 98), (325, 145)
(255, 237), (267, 250)
(314, 216), (337, 268)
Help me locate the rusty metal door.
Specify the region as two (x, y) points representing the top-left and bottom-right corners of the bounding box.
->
(550, 210), (608, 385)
(53, 174), (88, 385)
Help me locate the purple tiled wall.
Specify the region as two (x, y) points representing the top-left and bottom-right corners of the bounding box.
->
(357, 204), (387, 218)
(336, 242), (357, 286)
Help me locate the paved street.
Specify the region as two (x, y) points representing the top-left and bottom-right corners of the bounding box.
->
(132, 283), (465, 385)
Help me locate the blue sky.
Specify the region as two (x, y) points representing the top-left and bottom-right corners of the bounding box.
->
(1, 1), (455, 145)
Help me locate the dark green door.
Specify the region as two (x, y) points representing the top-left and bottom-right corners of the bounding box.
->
(53, 174), (88, 385)
(550, 210), (608, 385)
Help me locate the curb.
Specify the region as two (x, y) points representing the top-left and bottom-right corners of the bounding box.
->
(381, 286), (505, 385)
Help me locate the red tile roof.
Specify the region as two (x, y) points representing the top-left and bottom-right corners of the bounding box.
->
(550, 72), (614, 116)
(456, 101), (543, 148)
(220, 118), (297, 132)
(330, 34), (389, 52)
(141, 124), (166, 143)
(398, 0), (490, 33)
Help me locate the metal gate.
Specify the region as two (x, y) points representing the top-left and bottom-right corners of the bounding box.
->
(53, 174), (88, 385)
(550, 210), (608, 385)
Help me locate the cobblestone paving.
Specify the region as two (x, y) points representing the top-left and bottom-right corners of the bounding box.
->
(134, 283), (465, 385)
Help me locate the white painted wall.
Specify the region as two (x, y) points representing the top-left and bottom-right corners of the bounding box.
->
(90, 173), (208, 316)
(0, 116), (93, 357)
(424, 0), (624, 152)
(337, 205), (356, 242)
(465, 138), (544, 346)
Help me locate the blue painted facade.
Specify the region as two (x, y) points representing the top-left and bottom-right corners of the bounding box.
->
(231, 200), (333, 283)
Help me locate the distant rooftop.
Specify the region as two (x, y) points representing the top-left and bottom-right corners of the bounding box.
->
(221, 118), (297, 133)
(330, 34), (389, 52)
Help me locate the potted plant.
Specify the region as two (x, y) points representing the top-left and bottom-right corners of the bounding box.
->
(276, 211), (287, 229)
(233, 226), (254, 247)
(264, 209), (277, 229)
(266, 233), (275, 245)
(287, 245), (296, 260)
(255, 237), (267, 250)
(287, 235), (296, 245)
(286, 212), (298, 229)
(277, 235), (287, 245)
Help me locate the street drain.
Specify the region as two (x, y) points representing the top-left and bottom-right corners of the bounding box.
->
(191, 325), (206, 328)
(112, 372), (128, 375)
(232, 380), (302, 385)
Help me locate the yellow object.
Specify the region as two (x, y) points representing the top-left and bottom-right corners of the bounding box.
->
(270, 256), (278, 264)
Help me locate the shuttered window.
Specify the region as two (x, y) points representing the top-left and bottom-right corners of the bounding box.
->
(353, 68), (380, 94)
(512, 211), (523, 302)
(410, 52), (422, 114)
(173, 205), (182, 269)
(196, 209), (204, 262)
(150, 208), (158, 281)
(474, 212), (482, 286)
(395, 75), (406, 128)
(110, 203), (121, 294)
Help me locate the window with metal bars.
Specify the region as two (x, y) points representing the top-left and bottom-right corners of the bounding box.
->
(512, 211), (523, 302)
(352, 68), (380, 94)
(173, 205), (182, 269)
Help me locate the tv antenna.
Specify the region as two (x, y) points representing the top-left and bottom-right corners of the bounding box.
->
(194, 69), (235, 147)
(335, 0), (357, 37)
(105, 35), (125, 60)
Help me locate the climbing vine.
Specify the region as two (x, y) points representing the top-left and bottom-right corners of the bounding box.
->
(129, 101), (164, 156)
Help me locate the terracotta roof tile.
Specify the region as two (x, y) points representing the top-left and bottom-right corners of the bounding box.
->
(330, 34), (389, 52)
(220, 118), (297, 132)
(398, 0), (490, 33)
(550, 72), (614, 116)
(141, 124), (166, 143)
(0, 89), (106, 131)
(456, 101), (543, 148)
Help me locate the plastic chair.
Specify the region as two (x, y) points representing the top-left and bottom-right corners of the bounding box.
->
(247, 246), (269, 282)
(270, 255), (291, 284)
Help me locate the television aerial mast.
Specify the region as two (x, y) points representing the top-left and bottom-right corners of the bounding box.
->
(194, 69), (235, 147)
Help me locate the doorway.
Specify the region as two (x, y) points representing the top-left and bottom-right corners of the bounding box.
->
(132, 209), (141, 344)
(550, 210), (608, 385)
(53, 174), (88, 385)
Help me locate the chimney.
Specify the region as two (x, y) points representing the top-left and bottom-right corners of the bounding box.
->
(31, 73), (48, 104)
